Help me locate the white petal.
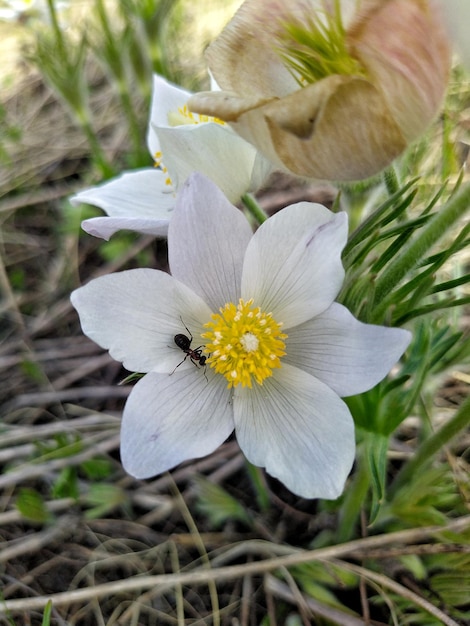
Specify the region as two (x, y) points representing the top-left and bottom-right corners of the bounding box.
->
(71, 169), (175, 237)
(81, 216), (169, 240)
(71, 269), (212, 374)
(0, 8), (17, 18)
(242, 203), (348, 328)
(168, 173), (253, 312)
(147, 74), (193, 156)
(285, 303), (411, 397)
(155, 122), (270, 203)
(250, 151), (275, 193)
(203, 0), (298, 98)
(234, 364), (355, 499)
(121, 370), (233, 479)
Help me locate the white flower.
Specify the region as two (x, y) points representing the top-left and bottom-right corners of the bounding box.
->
(0, 0), (68, 23)
(72, 74), (273, 241)
(71, 173), (411, 499)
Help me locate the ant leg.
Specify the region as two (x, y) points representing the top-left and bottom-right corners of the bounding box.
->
(179, 316), (193, 342)
(189, 356), (209, 382)
(169, 353), (189, 376)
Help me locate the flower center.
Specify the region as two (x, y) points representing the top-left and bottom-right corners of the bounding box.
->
(167, 104), (225, 127)
(276, 3), (366, 85)
(202, 298), (287, 388)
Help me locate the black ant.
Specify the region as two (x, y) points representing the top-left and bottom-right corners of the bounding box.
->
(170, 318), (208, 378)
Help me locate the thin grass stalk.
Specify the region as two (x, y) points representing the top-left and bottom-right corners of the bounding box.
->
(389, 393), (470, 496)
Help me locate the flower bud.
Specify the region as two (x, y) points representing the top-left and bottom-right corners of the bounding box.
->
(189, 0), (451, 181)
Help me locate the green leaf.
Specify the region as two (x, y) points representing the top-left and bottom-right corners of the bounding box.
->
(41, 600), (53, 626)
(16, 489), (53, 524)
(245, 461), (270, 512)
(84, 484), (127, 519)
(81, 457), (113, 480)
(51, 467), (79, 500)
(390, 465), (459, 525)
(34, 434), (83, 462)
(193, 476), (252, 529)
(371, 181), (470, 322)
(365, 433), (389, 523)
(343, 179), (418, 261)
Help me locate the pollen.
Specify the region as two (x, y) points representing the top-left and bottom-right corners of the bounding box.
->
(153, 151), (173, 188)
(202, 298), (287, 388)
(167, 104), (225, 127)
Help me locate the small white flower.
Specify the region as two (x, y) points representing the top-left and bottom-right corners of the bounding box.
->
(0, 0), (68, 23)
(71, 173), (411, 499)
(71, 74), (273, 241)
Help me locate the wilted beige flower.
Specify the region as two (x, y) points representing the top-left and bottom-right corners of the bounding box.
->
(189, 0), (451, 181)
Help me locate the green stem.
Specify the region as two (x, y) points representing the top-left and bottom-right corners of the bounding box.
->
(79, 116), (115, 178)
(242, 194), (268, 225)
(383, 166), (400, 196)
(245, 461), (270, 513)
(390, 394), (470, 496)
(336, 453), (370, 543)
(371, 182), (470, 322)
(116, 82), (144, 163)
(46, 0), (66, 56)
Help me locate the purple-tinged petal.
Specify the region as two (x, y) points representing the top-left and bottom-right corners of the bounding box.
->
(121, 370), (233, 479)
(168, 173), (253, 312)
(285, 303), (411, 397)
(242, 203), (348, 328)
(71, 269), (212, 374)
(234, 364), (355, 499)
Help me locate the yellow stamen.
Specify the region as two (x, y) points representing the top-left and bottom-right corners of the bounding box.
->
(203, 298), (287, 388)
(167, 103), (226, 127)
(153, 151), (173, 188)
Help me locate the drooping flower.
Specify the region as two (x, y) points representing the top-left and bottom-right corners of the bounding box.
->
(72, 74), (272, 240)
(71, 173), (411, 499)
(188, 0), (451, 181)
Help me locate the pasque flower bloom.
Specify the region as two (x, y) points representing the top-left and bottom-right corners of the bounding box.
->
(72, 74), (272, 240)
(71, 173), (410, 499)
(188, 0), (451, 181)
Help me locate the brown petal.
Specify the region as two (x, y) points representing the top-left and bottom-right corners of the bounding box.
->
(349, 0), (450, 140)
(204, 0), (301, 97)
(243, 77), (407, 180)
(188, 90), (276, 123)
